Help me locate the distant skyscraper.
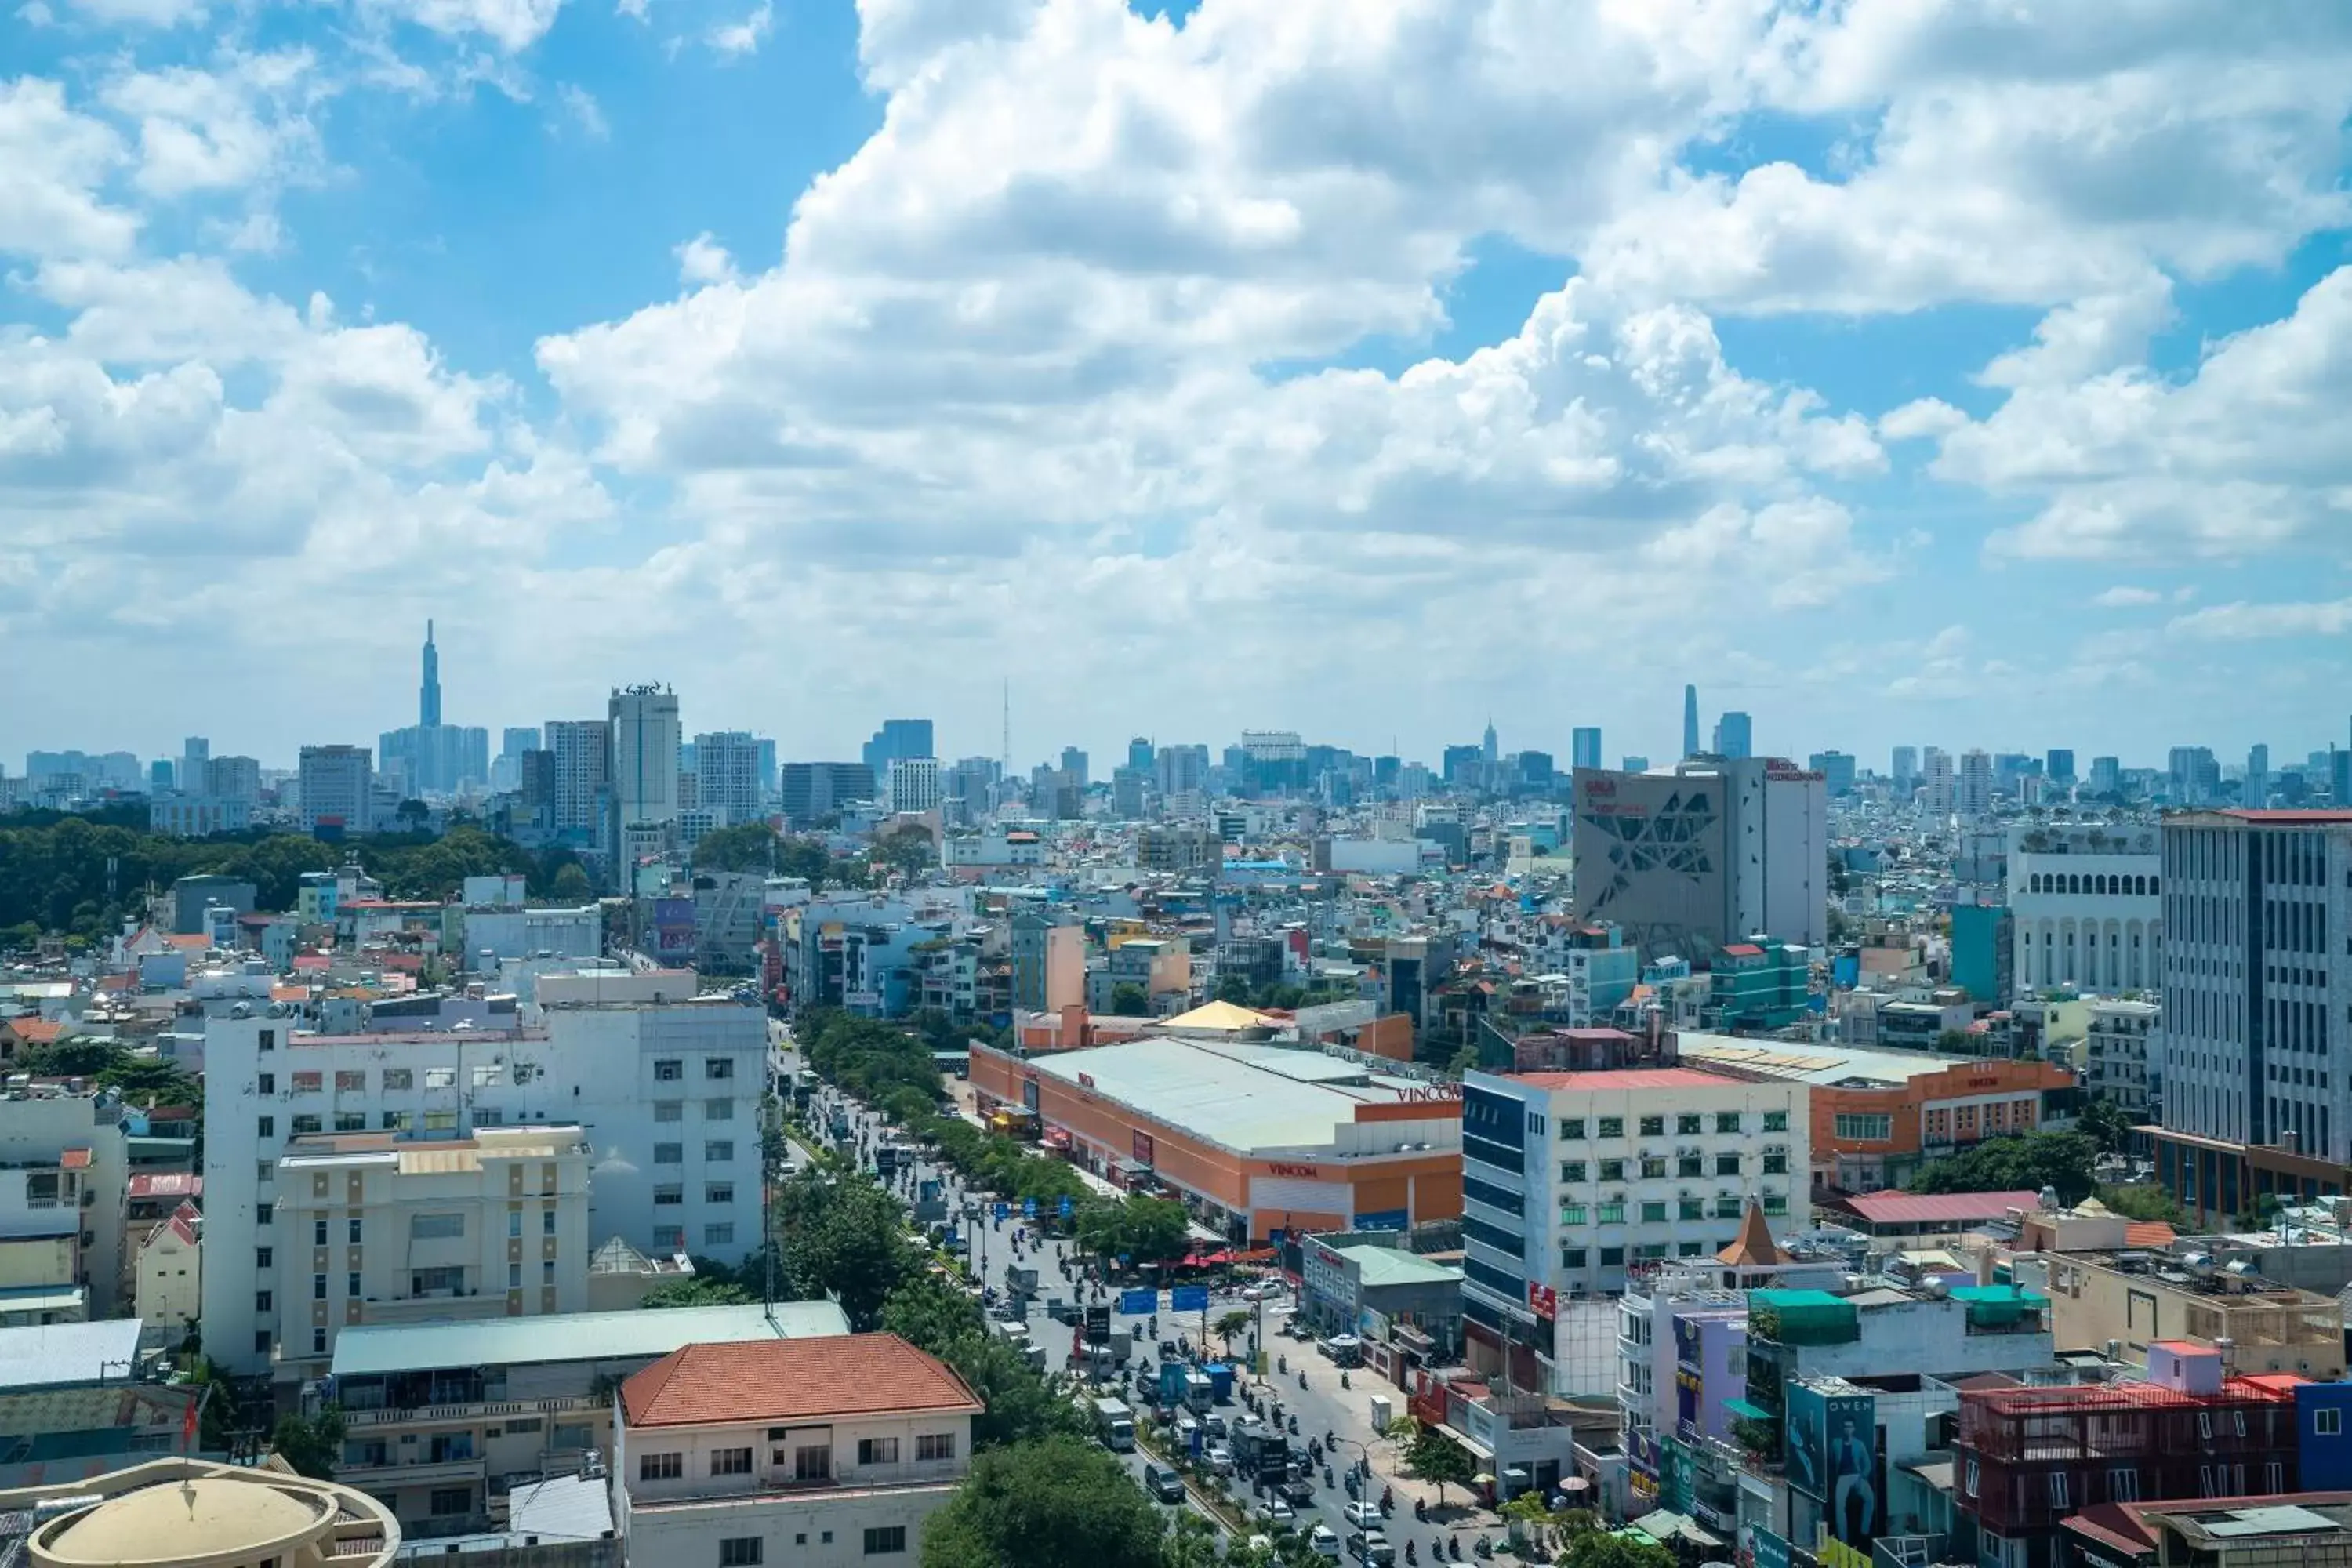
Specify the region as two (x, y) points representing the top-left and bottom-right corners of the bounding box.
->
(502, 727), (540, 760)
(1621, 755), (1650, 773)
(148, 759), (175, 791)
(1892, 746), (1918, 789)
(2167, 746), (2220, 806)
(2245, 744), (2270, 810)
(1808, 750), (1856, 797)
(2089, 756), (2122, 796)
(544, 720), (612, 838)
(1571, 728), (1602, 772)
(2045, 748), (2075, 786)
(863, 720), (935, 778)
(1922, 747), (1955, 812)
(419, 620), (441, 728)
(1127, 737), (1154, 772)
(1060, 746), (1089, 790)
(609, 687), (682, 844)
(1682, 686), (1700, 760)
(1482, 720), (1499, 765)
(182, 736), (209, 788)
(297, 745), (372, 836)
(694, 731), (762, 826)
(1712, 711), (1752, 760)
(1957, 749), (1994, 816)
(887, 756), (943, 815)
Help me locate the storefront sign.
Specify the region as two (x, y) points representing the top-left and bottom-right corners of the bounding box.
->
(1267, 1162), (1321, 1178)
(1526, 1282), (1557, 1319)
(1392, 1083), (1463, 1103)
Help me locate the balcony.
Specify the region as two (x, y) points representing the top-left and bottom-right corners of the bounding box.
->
(347, 1393), (601, 1428)
(338, 1454), (488, 1489)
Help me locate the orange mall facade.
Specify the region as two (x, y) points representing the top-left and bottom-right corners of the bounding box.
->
(969, 1044), (1463, 1243)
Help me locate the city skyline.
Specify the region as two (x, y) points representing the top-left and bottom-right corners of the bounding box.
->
(3, 9), (2349, 768)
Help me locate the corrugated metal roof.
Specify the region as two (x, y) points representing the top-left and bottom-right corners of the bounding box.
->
(1840, 1190), (2043, 1225)
(330, 1301), (848, 1377)
(1341, 1247), (1462, 1290)
(0, 1319), (143, 1388)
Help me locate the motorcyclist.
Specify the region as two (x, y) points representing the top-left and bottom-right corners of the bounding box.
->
(1406, 1544), (1417, 1565)
(1416, 1499), (1428, 1521)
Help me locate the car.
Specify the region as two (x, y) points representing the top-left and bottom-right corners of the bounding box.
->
(1142, 1461), (1185, 1504)
(1203, 1415), (1229, 1442)
(1308, 1524), (1342, 1560)
(1343, 1500), (1384, 1530)
(1347, 1532), (1396, 1567)
(1206, 1443), (1235, 1476)
(1242, 1281), (1284, 1301)
(1263, 1499), (1294, 1525)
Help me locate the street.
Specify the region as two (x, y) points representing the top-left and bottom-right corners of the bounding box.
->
(797, 1069), (1503, 1563)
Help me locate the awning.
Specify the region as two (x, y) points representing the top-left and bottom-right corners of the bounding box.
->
(1041, 1128), (1072, 1149)
(1723, 1397), (1773, 1422)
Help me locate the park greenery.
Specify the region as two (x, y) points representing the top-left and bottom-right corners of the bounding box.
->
(1907, 1131), (2100, 1206)
(920, 1435), (1167, 1568)
(0, 814), (592, 944)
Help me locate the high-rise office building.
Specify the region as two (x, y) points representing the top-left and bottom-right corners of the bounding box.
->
(2045, 749), (2076, 786)
(1892, 746), (1918, 789)
(1569, 757), (1828, 960)
(207, 755), (260, 804)
(502, 726), (540, 760)
(544, 720), (612, 838)
(2089, 756), (2122, 796)
(296, 744), (372, 836)
(147, 758), (174, 791)
(2245, 744), (2270, 810)
(2160, 810), (2352, 1164)
(862, 719), (935, 779)
(2168, 746), (2220, 806)
(1482, 720), (1499, 765)
(182, 736), (209, 783)
(1127, 737), (1155, 772)
(1682, 685), (1700, 761)
(693, 731), (763, 826)
(1712, 710), (1752, 760)
(609, 686), (682, 844)
(886, 756), (942, 815)
(1807, 750), (1856, 797)
(1155, 743), (1208, 798)
(1059, 746), (1089, 791)
(756, 737), (777, 800)
(419, 619), (441, 727)
(780, 763), (875, 826)
(518, 748), (556, 829)
(1571, 728), (1602, 771)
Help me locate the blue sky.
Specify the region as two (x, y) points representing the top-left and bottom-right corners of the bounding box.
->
(4, 1), (2351, 773)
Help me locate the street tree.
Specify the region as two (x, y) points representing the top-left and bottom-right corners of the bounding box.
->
(772, 1171), (917, 1330)
(1213, 1308), (1253, 1360)
(918, 1436), (1165, 1568)
(1403, 1419), (1479, 1505)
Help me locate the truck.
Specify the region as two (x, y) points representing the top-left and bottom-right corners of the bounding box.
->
(874, 1145), (904, 1179)
(1231, 1420), (1290, 1486)
(913, 1177), (948, 1224)
(1182, 1370), (1215, 1414)
(1202, 1362), (1236, 1403)
(1093, 1396), (1136, 1453)
(1004, 1262), (1040, 1298)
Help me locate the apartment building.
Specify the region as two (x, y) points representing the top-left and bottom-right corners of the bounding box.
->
(612, 1334), (983, 1568)
(329, 1301), (847, 1540)
(1457, 1063), (1809, 1392)
(200, 981), (766, 1376)
(0, 1086), (129, 1319)
(2085, 998), (2160, 1118)
(264, 1126), (591, 1386)
(2005, 822), (2163, 993)
(2011, 1248), (2344, 1379)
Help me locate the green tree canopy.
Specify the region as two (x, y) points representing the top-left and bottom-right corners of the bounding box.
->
(772, 1171), (917, 1330)
(1403, 1418), (1477, 1504)
(1907, 1131), (2097, 1206)
(637, 1275), (757, 1309)
(1110, 982), (1150, 1015)
(919, 1437), (1165, 1568)
(270, 1406), (347, 1479)
(2094, 1184), (2187, 1225)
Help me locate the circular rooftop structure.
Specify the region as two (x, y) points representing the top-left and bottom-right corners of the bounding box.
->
(25, 1460), (398, 1568)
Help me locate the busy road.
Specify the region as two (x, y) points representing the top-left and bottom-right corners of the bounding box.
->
(792, 1061), (1503, 1565)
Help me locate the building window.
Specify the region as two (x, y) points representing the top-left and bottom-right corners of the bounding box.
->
(383, 1069), (412, 1091)
(1639, 1116), (1665, 1137)
(253, 1330), (271, 1353)
(256, 1203), (273, 1225)
(2319, 1408), (2343, 1437)
(706, 1183), (735, 1205)
(411, 1213), (465, 1239)
(1560, 1204), (1588, 1226)
(381, 1110), (412, 1131)
(704, 1224), (735, 1246)
(857, 1437), (900, 1465)
(655, 1185), (684, 1207)
(1640, 1157), (1666, 1179)
(509, 1262), (522, 1288)
(794, 1444), (830, 1481)
(1559, 1118), (1587, 1140)
(706, 1098), (735, 1121)
(1596, 1116), (1624, 1138)
(1676, 1114), (1702, 1135)
(256, 1248), (273, 1270)
(337, 1069), (366, 1091)
(711, 1447), (753, 1475)
(720, 1541), (764, 1567)
(639, 1452), (682, 1481)
(1679, 1200), (1704, 1221)
(1716, 1198), (1743, 1220)
(655, 1143), (683, 1165)
(1715, 1112), (1742, 1134)
(1560, 1161), (1587, 1183)
(314, 1218), (328, 1246)
(1679, 1240), (1705, 1257)
(1640, 1202), (1668, 1224)
(706, 1057), (735, 1080)
(654, 1101), (684, 1123)
(1599, 1159), (1624, 1182)
(654, 1059), (683, 1081)
(258, 1073), (275, 1094)
(706, 1141), (735, 1163)
(1716, 1153), (1741, 1176)
(348, 1272), (361, 1297)
(258, 1116), (274, 1138)
(410, 1266), (465, 1295)
(1762, 1109), (1788, 1132)
(1833, 1112), (1893, 1142)
(259, 1029), (275, 1051)
(255, 1290), (273, 1312)
(510, 1210), (523, 1238)
(916, 1432), (956, 1461)
(1560, 1247), (1588, 1269)
(312, 1328), (326, 1354)
(1678, 1156), (1704, 1178)
(1762, 1194), (1788, 1216)
(1762, 1152), (1789, 1175)
(862, 1526), (906, 1556)
(313, 1272), (328, 1301)
(430, 1488), (472, 1517)
(1599, 1203), (1625, 1224)
(335, 1113), (366, 1132)
(543, 1210), (557, 1235)
(1599, 1247), (1624, 1266)
(291, 1114), (321, 1135)
(654, 1226), (686, 1252)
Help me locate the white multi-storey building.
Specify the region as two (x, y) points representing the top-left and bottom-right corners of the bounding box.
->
(886, 756), (942, 815)
(2161, 809), (2352, 1164)
(200, 976), (764, 1377)
(1922, 747), (1954, 813)
(2005, 822), (2162, 993)
(2084, 998), (2159, 1118)
(693, 731), (763, 826)
(1457, 1065), (1809, 1390)
(611, 686), (683, 848)
(296, 745), (372, 835)
(1957, 749), (1994, 816)
(614, 1333), (982, 1568)
(0, 1088), (129, 1319)
(266, 1125), (593, 1385)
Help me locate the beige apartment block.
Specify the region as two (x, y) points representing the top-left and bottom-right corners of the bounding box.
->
(2022, 1250), (2344, 1379)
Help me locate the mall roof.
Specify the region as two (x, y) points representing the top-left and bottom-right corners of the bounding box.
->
(1026, 1035), (1439, 1156)
(1506, 1066), (1749, 1094)
(1676, 1033), (1990, 1089)
(329, 1301), (849, 1377)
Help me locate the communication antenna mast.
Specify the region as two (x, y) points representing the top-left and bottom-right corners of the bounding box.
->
(1002, 678), (1011, 774)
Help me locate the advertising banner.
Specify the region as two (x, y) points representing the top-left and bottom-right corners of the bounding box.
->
(1751, 1527), (1791, 1568)
(1784, 1381), (1830, 1501)
(1823, 1391), (1882, 1545)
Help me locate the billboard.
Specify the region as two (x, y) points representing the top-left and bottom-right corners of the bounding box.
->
(1787, 1383), (1880, 1544)
(1784, 1381), (1831, 1500)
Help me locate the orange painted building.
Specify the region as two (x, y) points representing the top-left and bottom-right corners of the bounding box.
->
(1679, 1034), (2075, 1192)
(970, 1035), (1463, 1242)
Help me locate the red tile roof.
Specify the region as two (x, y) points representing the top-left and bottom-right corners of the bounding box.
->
(129, 1173), (202, 1200)
(7, 1018), (64, 1045)
(2123, 1221), (2175, 1248)
(59, 1148), (92, 1170)
(1507, 1067), (1745, 1093)
(1838, 1189), (2042, 1225)
(1719, 943), (1764, 958)
(621, 1334), (982, 1429)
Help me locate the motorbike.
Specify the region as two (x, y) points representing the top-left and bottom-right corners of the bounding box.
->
(1380, 1486), (1394, 1512)
(1149, 1317), (1160, 1338)
(1475, 1539), (1494, 1561)
(1406, 1545), (1417, 1566)
(1416, 1499), (1428, 1522)
(1324, 1429), (1335, 1451)
(1278, 1355), (1287, 1375)
(1450, 1538), (1464, 1561)
(1344, 1475), (1359, 1500)
(1287, 1416), (1298, 1436)
(1341, 1371), (1351, 1389)
(1298, 1372), (1308, 1391)
(1323, 1465), (1334, 1489)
